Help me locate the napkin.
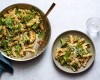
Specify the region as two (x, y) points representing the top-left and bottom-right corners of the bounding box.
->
(0, 52), (13, 77)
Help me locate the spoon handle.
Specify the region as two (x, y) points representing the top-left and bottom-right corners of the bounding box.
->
(42, 3), (56, 21)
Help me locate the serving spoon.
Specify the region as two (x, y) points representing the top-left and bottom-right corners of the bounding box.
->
(39, 3), (56, 25)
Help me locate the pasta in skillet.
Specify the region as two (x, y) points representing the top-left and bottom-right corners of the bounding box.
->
(0, 8), (44, 58)
(55, 35), (93, 72)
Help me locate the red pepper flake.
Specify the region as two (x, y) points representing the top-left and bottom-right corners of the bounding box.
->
(38, 40), (44, 45)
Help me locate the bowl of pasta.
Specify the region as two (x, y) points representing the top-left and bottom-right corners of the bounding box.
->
(52, 30), (95, 73)
(0, 3), (51, 61)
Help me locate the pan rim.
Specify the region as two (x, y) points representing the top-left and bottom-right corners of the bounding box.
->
(0, 3), (51, 61)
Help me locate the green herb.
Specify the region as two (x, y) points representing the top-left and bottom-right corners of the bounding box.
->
(22, 34), (29, 43)
(2, 40), (8, 46)
(3, 47), (10, 51)
(31, 9), (36, 14)
(59, 56), (65, 65)
(0, 22), (2, 26)
(60, 59), (65, 65)
(20, 19), (25, 24)
(38, 30), (43, 39)
(31, 9), (35, 12)
(64, 51), (71, 59)
(29, 15), (34, 19)
(8, 29), (14, 35)
(6, 51), (11, 56)
(1, 18), (5, 22)
(16, 24), (21, 31)
(87, 48), (91, 53)
(15, 10), (20, 15)
(76, 45), (83, 57)
(15, 44), (21, 52)
(32, 23), (39, 30)
(23, 15), (30, 22)
(0, 18), (2, 26)
(72, 63), (78, 71)
(0, 28), (3, 34)
(63, 51), (71, 64)
(8, 25), (14, 29)
(0, 37), (11, 47)
(0, 18), (5, 25)
(3, 47), (11, 56)
(29, 9), (36, 18)
(5, 18), (14, 29)
(5, 18), (12, 25)
(60, 38), (67, 47)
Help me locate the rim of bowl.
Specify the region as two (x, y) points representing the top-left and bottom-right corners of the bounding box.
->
(52, 30), (95, 73)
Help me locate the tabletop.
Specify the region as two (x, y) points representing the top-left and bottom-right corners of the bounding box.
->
(1, 0), (100, 80)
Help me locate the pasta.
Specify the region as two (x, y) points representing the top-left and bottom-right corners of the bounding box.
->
(0, 8), (44, 58)
(55, 35), (93, 72)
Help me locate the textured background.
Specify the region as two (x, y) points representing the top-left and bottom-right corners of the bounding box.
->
(0, 0), (100, 80)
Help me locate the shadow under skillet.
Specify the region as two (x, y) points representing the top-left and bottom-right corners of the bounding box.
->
(11, 49), (46, 70)
(52, 58), (95, 78)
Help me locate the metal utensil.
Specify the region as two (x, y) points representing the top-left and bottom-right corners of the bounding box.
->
(40, 3), (56, 23)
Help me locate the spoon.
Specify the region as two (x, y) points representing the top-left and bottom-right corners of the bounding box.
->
(40, 3), (56, 24)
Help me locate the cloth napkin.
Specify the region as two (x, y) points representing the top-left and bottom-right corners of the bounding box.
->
(0, 52), (13, 77)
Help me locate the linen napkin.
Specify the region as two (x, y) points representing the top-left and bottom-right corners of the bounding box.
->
(0, 52), (13, 76)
